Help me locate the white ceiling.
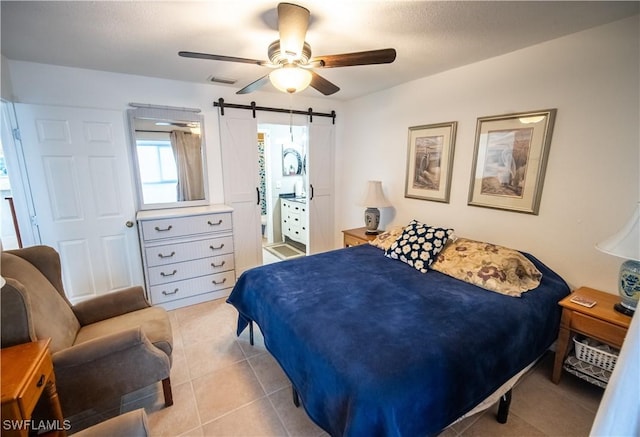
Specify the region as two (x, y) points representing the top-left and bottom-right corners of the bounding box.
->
(2, 1), (638, 101)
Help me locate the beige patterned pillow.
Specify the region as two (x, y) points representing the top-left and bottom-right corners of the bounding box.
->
(431, 238), (542, 297)
(369, 226), (404, 251)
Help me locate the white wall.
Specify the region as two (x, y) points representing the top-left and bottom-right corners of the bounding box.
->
(5, 60), (341, 208)
(1, 55), (14, 100)
(337, 15), (639, 293)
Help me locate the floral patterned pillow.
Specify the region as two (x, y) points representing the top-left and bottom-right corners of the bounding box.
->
(431, 238), (542, 297)
(369, 226), (405, 251)
(384, 220), (454, 273)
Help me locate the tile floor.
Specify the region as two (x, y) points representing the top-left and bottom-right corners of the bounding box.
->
(68, 292), (604, 437)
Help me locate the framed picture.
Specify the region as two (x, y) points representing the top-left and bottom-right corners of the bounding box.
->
(468, 109), (557, 214)
(404, 121), (457, 203)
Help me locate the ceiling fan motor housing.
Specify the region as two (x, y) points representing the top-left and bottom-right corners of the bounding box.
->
(268, 40), (312, 65)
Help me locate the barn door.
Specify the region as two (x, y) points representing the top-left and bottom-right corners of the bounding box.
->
(307, 118), (335, 254)
(218, 108), (263, 274)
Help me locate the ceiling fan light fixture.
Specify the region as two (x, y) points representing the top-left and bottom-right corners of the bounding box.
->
(269, 65), (312, 94)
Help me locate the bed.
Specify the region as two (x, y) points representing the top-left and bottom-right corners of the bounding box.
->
(227, 231), (569, 436)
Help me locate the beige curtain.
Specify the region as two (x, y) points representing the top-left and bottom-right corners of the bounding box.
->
(170, 130), (205, 201)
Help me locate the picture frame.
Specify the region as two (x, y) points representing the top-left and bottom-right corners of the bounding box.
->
(404, 121), (457, 203)
(468, 109), (557, 214)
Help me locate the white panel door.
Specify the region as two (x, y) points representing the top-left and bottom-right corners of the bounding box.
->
(307, 118), (335, 254)
(219, 108), (263, 274)
(14, 103), (143, 302)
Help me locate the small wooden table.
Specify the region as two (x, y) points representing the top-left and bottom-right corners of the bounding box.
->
(1, 339), (67, 436)
(551, 287), (632, 384)
(342, 227), (378, 248)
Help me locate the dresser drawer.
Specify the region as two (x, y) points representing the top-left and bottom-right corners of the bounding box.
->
(149, 271), (236, 304)
(571, 311), (628, 348)
(344, 234), (366, 247)
(141, 212), (232, 241)
(284, 225), (307, 244)
(147, 254), (235, 285)
(146, 236), (234, 267)
(19, 352), (53, 419)
(283, 211), (302, 229)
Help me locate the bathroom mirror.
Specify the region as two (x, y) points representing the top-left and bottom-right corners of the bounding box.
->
(282, 147), (303, 176)
(128, 106), (209, 210)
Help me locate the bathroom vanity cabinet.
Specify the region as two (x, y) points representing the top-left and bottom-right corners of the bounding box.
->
(281, 198), (307, 246)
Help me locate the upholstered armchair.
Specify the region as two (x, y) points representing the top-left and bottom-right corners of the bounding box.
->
(0, 245), (173, 418)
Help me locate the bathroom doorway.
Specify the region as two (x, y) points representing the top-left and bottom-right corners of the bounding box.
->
(258, 123), (308, 264)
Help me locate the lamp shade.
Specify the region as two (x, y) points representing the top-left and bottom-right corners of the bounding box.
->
(269, 65), (312, 94)
(596, 201), (640, 261)
(362, 180), (391, 208)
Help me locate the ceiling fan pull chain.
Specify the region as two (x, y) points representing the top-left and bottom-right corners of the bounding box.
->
(289, 94), (294, 143)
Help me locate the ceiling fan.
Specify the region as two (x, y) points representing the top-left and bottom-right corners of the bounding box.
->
(178, 2), (396, 96)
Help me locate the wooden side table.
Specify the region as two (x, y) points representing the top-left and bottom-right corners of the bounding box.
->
(1, 339), (67, 436)
(551, 286), (632, 384)
(342, 227), (378, 248)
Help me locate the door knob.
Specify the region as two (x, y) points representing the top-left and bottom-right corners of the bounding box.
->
(125, 221), (134, 228)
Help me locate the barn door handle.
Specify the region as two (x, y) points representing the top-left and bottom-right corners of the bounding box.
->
(310, 184), (314, 200)
(256, 187), (261, 205)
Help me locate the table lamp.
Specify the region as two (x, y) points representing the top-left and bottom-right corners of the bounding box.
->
(362, 181), (391, 235)
(596, 201), (640, 316)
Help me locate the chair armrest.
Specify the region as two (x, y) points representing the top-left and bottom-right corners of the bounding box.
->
(52, 327), (148, 367)
(72, 409), (149, 437)
(52, 327), (171, 417)
(72, 286), (150, 325)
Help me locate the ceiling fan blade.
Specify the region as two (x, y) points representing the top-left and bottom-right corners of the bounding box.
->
(179, 51), (266, 65)
(309, 71), (340, 96)
(278, 3), (310, 59)
(311, 48), (397, 68)
(236, 75), (271, 95)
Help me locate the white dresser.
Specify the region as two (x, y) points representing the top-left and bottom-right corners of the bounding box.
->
(136, 204), (235, 310)
(281, 198), (307, 245)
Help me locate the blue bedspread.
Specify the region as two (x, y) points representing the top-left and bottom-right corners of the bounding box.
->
(227, 244), (569, 436)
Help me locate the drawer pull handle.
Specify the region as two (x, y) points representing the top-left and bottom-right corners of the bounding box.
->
(211, 261), (226, 268)
(208, 219), (223, 226)
(160, 270), (178, 277)
(154, 225), (173, 232)
(36, 374), (45, 388)
(162, 288), (179, 296)
(212, 278), (227, 285)
(158, 251), (176, 259)
(210, 244), (225, 250)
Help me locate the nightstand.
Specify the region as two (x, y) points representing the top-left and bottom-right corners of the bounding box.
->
(342, 227), (378, 247)
(551, 286), (632, 384)
(1, 339), (67, 436)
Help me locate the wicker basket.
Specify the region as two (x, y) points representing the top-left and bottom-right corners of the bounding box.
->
(573, 336), (619, 372)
